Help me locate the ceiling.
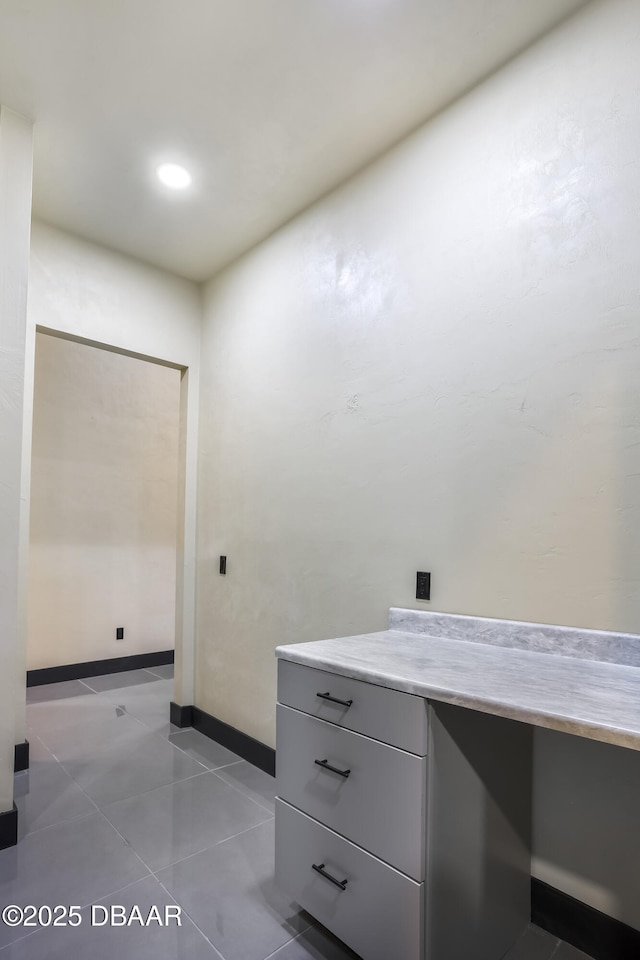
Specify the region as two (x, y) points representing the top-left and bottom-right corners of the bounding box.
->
(0, 0), (589, 282)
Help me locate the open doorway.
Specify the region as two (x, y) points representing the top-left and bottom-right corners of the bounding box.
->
(27, 331), (182, 695)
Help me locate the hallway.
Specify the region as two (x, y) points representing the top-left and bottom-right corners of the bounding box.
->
(1, 670), (587, 960)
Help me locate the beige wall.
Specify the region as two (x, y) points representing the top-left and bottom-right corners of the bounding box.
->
(28, 221), (202, 366)
(0, 106), (32, 814)
(197, 0), (640, 927)
(27, 333), (180, 670)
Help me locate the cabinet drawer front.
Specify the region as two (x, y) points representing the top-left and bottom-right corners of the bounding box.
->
(278, 659), (428, 755)
(276, 704), (426, 881)
(275, 799), (423, 960)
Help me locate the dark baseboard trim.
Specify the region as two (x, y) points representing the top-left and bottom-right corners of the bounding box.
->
(192, 707), (275, 776)
(27, 650), (174, 687)
(14, 740), (29, 772)
(532, 878), (640, 960)
(0, 804), (18, 850)
(170, 702), (193, 728)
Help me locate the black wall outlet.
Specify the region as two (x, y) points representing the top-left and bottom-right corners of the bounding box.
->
(116, 627), (124, 640)
(219, 556), (227, 575)
(416, 571), (431, 601)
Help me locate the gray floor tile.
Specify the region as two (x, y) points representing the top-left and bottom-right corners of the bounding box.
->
(24, 732), (54, 761)
(146, 663), (175, 680)
(213, 760), (276, 814)
(27, 692), (145, 741)
(82, 669), (160, 692)
(97, 679), (175, 733)
(0, 875), (220, 960)
(168, 729), (243, 769)
(61, 733), (206, 807)
(0, 813), (148, 947)
(120, 697), (175, 733)
(268, 924), (361, 960)
(96, 676), (173, 702)
(103, 770), (272, 870)
(553, 943), (595, 960)
(26, 680), (94, 703)
(152, 721), (183, 739)
(32, 706), (150, 763)
(158, 819), (311, 960)
(14, 758), (96, 838)
(502, 924), (559, 960)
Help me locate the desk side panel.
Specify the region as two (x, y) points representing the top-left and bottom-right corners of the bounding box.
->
(425, 702), (532, 960)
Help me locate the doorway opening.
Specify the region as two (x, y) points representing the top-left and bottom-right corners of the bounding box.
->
(27, 330), (183, 697)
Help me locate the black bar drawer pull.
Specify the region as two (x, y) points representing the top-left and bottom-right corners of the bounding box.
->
(316, 691), (353, 708)
(312, 862), (348, 891)
(314, 758), (351, 778)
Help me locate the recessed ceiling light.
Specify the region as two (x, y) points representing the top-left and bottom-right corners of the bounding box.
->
(156, 163), (191, 190)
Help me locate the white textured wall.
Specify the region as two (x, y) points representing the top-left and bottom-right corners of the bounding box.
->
(29, 221), (202, 366)
(0, 106), (32, 814)
(28, 333), (180, 670)
(28, 221), (201, 705)
(197, 0), (640, 927)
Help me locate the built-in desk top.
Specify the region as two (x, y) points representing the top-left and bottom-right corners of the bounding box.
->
(276, 609), (640, 751)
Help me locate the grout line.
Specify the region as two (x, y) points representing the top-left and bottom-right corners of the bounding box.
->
(93, 799), (158, 876)
(82, 872), (155, 909)
(14, 806), (99, 842)
(98, 768), (212, 811)
(7, 804), (98, 841)
(145, 666), (175, 680)
(0, 924), (42, 952)
(78, 680), (103, 694)
(207, 759), (245, 771)
(151, 817), (274, 876)
(81, 668), (167, 692)
(152, 874), (227, 960)
(154, 734), (209, 771)
(83, 679), (164, 697)
(261, 924), (317, 960)
(98, 706), (169, 736)
(209, 767), (276, 815)
(21, 729), (53, 761)
(166, 736), (245, 771)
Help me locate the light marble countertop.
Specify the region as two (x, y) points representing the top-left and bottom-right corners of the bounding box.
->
(276, 627), (640, 751)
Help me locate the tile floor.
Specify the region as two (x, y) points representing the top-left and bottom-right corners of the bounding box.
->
(0, 669), (594, 960)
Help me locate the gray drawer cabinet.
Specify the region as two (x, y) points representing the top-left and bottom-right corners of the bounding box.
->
(275, 658), (532, 960)
(277, 703), (426, 880)
(278, 660), (429, 755)
(276, 798), (423, 960)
